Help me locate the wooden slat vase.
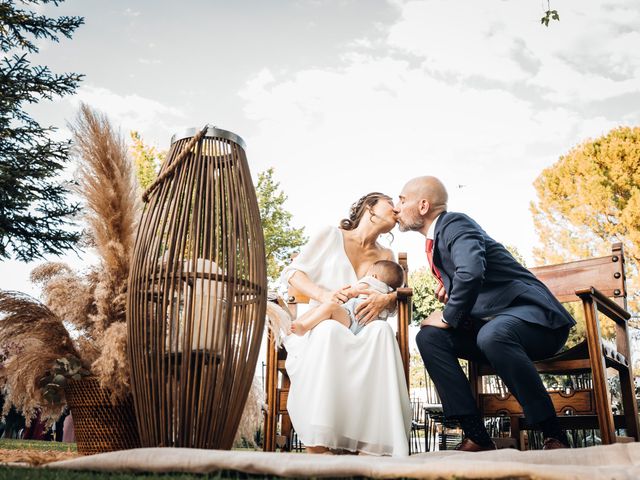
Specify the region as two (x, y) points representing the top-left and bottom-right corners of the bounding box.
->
(127, 126), (267, 449)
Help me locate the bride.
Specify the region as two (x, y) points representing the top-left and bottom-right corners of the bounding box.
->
(281, 192), (412, 456)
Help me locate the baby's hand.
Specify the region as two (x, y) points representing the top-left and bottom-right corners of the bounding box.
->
(341, 285), (359, 299)
(349, 282), (370, 297)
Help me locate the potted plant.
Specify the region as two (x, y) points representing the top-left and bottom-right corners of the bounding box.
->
(0, 104), (140, 454)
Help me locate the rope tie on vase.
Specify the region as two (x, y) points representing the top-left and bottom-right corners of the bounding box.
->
(142, 124), (210, 203)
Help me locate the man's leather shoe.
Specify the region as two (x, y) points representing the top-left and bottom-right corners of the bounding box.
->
(454, 438), (497, 452)
(542, 437), (568, 450)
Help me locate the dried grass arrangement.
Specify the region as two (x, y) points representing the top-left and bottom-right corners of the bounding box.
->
(0, 104), (140, 426)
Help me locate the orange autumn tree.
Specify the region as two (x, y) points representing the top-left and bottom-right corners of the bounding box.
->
(530, 126), (640, 345)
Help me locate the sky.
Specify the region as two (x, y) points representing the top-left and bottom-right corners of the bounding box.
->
(2, 0), (640, 297)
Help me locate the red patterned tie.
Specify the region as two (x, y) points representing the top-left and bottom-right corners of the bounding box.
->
(426, 238), (444, 289)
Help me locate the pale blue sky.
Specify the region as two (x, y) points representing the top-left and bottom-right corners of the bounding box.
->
(3, 0), (640, 296)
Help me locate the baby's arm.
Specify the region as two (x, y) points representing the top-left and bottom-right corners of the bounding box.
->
(343, 282), (369, 299)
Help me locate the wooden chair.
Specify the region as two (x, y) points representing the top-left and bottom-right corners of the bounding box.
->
(263, 253), (413, 452)
(469, 243), (640, 448)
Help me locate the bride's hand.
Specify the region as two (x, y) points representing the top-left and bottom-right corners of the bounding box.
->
(319, 285), (351, 304)
(354, 290), (396, 325)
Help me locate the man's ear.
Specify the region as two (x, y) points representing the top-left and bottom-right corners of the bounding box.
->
(418, 199), (430, 216)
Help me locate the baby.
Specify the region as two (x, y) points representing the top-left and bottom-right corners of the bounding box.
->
(290, 260), (404, 336)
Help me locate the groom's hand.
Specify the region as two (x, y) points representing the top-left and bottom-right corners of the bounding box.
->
(435, 284), (449, 304)
(420, 310), (451, 329)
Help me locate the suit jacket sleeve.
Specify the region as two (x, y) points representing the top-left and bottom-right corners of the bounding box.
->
(441, 215), (487, 328)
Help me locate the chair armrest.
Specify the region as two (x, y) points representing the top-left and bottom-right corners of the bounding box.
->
(397, 287), (413, 300)
(395, 287), (412, 388)
(274, 295), (289, 311)
(576, 287), (630, 325)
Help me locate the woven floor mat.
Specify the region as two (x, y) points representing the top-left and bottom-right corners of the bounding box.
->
(45, 443), (640, 479)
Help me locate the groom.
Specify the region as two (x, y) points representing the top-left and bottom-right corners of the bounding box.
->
(394, 176), (575, 451)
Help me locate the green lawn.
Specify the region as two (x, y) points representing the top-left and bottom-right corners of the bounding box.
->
(0, 439), (77, 452)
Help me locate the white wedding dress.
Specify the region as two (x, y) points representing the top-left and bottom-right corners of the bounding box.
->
(281, 226), (412, 456)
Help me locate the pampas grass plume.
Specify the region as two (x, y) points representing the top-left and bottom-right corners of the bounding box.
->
(91, 322), (130, 403)
(71, 104), (140, 335)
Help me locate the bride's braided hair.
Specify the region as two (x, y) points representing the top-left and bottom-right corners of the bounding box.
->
(340, 192), (392, 230)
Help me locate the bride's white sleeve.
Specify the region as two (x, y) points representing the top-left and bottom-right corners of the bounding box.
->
(280, 226), (336, 287)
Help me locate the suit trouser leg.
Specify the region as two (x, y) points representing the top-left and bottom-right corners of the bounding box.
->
(416, 324), (484, 419)
(476, 314), (569, 425)
(416, 315), (570, 424)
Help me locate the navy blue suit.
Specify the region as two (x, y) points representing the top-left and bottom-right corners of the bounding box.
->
(416, 212), (575, 425)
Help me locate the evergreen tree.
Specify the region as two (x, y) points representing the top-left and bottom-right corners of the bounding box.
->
(0, 0), (84, 261)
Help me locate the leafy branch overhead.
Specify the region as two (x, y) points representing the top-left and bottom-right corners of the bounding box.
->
(541, 9), (559, 26)
(541, 1), (560, 27)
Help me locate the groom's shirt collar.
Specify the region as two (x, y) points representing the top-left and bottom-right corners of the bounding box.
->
(426, 213), (442, 240)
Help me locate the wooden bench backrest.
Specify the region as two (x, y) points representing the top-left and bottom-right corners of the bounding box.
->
(529, 243), (627, 309)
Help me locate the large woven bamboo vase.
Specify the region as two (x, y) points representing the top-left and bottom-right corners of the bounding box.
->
(127, 126), (267, 449)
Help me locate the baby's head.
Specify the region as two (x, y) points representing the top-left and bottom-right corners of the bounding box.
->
(366, 260), (404, 290)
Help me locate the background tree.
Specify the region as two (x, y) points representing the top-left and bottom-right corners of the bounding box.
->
(409, 348), (426, 393)
(530, 126), (640, 343)
(256, 168), (307, 283)
(130, 131), (164, 190)
(506, 244), (526, 267)
(0, 0), (84, 261)
(408, 267), (439, 325)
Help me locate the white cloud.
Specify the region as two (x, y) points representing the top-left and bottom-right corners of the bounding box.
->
(239, 57), (574, 266)
(238, 0), (640, 267)
(387, 1), (538, 83)
(387, 0), (640, 104)
(124, 8), (141, 17)
(70, 85), (185, 140)
(138, 58), (163, 65)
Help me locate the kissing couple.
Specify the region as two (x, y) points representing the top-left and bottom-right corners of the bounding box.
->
(281, 176), (575, 456)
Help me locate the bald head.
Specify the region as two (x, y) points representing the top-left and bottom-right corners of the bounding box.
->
(404, 176), (448, 212)
(395, 176), (448, 234)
